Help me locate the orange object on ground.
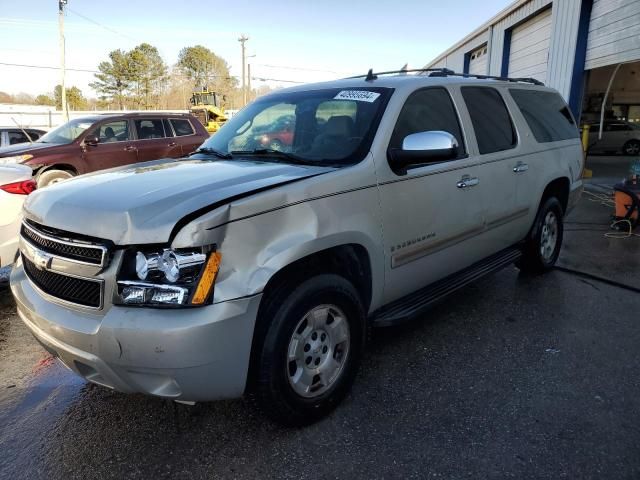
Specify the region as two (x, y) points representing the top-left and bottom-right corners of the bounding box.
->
(614, 182), (640, 226)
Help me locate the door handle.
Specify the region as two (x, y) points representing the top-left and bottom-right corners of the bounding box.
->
(513, 162), (529, 173)
(124, 145), (137, 152)
(457, 175), (479, 189)
(168, 142), (177, 147)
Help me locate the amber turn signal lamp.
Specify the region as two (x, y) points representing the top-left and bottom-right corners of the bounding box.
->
(191, 252), (222, 305)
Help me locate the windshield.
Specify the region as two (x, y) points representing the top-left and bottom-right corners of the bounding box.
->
(192, 93), (217, 105)
(37, 118), (95, 144)
(200, 87), (392, 165)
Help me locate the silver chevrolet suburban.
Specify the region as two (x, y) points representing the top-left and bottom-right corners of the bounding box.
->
(11, 70), (583, 425)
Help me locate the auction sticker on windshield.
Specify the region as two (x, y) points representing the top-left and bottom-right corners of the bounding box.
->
(334, 90), (380, 102)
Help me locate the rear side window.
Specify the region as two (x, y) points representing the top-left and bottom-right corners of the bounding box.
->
(461, 87), (516, 154)
(510, 89), (578, 142)
(389, 87), (466, 156)
(170, 119), (195, 136)
(134, 119), (166, 139)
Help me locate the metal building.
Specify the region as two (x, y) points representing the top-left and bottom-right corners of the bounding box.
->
(424, 0), (640, 122)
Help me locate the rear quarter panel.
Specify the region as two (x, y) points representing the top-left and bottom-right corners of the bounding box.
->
(505, 97), (583, 226)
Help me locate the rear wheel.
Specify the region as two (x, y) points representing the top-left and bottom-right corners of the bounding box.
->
(623, 140), (640, 156)
(517, 196), (564, 274)
(250, 274), (366, 426)
(37, 169), (74, 188)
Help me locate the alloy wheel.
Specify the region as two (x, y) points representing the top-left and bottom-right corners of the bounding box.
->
(286, 304), (350, 398)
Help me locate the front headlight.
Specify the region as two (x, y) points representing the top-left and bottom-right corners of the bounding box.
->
(115, 247), (221, 307)
(0, 154), (33, 165)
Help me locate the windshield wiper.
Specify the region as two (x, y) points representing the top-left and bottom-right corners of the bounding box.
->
(230, 148), (312, 165)
(191, 147), (233, 159)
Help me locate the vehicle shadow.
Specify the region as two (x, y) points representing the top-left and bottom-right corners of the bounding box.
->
(34, 267), (570, 479)
(5, 260), (636, 479)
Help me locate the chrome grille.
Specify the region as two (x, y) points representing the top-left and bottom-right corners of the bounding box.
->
(22, 255), (103, 308)
(21, 221), (107, 266)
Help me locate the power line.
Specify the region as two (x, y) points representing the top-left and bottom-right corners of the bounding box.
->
(257, 63), (348, 75)
(251, 76), (303, 84)
(0, 61), (305, 84)
(0, 61), (98, 73)
(66, 7), (138, 42)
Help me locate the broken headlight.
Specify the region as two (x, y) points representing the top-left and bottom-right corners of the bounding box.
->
(115, 247), (221, 307)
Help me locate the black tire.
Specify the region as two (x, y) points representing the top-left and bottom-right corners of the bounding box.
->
(249, 274), (366, 426)
(623, 140), (640, 156)
(517, 196), (564, 274)
(37, 169), (74, 188)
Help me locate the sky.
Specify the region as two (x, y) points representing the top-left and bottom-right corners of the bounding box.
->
(0, 0), (513, 98)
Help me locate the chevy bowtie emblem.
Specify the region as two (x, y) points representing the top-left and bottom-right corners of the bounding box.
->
(33, 250), (53, 270)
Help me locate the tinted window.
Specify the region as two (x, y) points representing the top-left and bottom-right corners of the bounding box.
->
(134, 119), (165, 139)
(462, 87), (516, 154)
(97, 121), (130, 143)
(389, 87), (466, 156)
(26, 130), (42, 140)
(8, 131), (29, 145)
(170, 119), (195, 136)
(510, 89), (578, 142)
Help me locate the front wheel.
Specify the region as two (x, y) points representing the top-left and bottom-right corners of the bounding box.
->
(250, 274), (366, 426)
(37, 169), (74, 188)
(517, 196), (564, 274)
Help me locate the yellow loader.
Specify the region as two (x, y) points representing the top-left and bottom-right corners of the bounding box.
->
(189, 89), (227, 134)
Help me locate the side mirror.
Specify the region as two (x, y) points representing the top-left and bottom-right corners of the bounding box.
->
(388, 131), (459, 174)
(84, 135), (99, 146)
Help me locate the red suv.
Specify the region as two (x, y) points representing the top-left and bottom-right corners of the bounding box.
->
(0, 113), (209, 187)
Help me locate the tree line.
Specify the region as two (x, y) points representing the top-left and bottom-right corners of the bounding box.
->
(2, 44), (272, 111)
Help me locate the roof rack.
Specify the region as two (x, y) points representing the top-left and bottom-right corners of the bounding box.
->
(347, 68), (456, 81)
(347, 68), (544, 86)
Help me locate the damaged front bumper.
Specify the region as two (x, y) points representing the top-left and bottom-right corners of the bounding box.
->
(11, 260), (261, 402)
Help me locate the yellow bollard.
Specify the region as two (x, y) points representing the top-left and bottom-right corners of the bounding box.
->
(581, 124), (592, 178)
(581, 123), (590, 152)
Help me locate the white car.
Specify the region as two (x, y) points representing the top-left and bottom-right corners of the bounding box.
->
(0, 164), (35, 267)
(588, 121), (640, 155)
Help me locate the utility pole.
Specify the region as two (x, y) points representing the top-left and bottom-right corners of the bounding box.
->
(238, 35), (248, 106)
(247, 63), (251, 102)
(59, 0), (68, 121)
(247, 54), (256, 103)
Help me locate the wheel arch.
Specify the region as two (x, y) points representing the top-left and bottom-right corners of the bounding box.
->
(540, 176), (570, 215)
(246, 243), (372, 394)
(34, 163), (79, 177)
(260, 243), (373, 314)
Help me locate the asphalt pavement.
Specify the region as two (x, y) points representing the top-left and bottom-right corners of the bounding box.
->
(0, 156), (639, 479)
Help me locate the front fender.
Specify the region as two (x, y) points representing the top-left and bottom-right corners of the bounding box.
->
(188, 185), (385, 312)
(26, 151), (86, 175)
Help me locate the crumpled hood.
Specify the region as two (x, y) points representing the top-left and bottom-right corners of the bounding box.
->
(24, 158), (333, 244)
